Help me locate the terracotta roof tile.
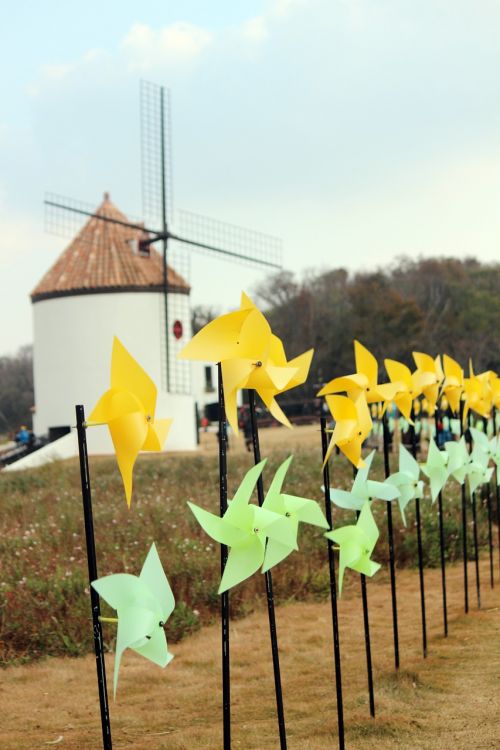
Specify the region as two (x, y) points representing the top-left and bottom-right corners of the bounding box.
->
(31, 195), (190, 301)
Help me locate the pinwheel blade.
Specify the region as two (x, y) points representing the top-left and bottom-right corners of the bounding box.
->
(188, 503), (248, 547)
(111, 337), (158, 417)
(139, 543), (175, 620)
(218, 535), (265, 593)
(109, 412), (149, 506)
(133, 625), (172, 668)
(114, 605), (157, 697)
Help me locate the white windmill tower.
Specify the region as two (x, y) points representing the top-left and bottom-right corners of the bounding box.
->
(30, 192), (197, 454)
(22, 82), (282, 464)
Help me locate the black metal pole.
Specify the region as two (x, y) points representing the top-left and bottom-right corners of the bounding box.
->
(494, 407), (500, 577)
(434, 408), (448, 636)
(471, 491), (481, 609)
(409, 410), (427, 657)
(320, 417), (345, 750)
(351, 465), (376, 718)
(75, 406), (112, 750)
(160, 86), (170, 392)
(217, 365), (231, 750)
(248, 391), (287, 749)
(358, 517), (376, 717)
(459, 401), (469, 614)
(466, 413), (481, 608)
(382, 413), (400, 669)
(483, 417), (494, 589)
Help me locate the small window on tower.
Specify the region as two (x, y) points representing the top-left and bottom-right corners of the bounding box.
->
(204, 366), (214, 393)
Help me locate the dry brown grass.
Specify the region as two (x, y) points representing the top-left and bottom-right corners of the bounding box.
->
(2, 558), (499, 749)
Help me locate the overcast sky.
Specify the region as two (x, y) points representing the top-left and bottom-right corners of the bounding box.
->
(1, 0), (499, 355)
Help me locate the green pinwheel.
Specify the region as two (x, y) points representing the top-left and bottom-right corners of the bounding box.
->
(325, 500), (381, 594)
(261, 456), (329, 572)
(467, 445), (494, 496)
(91, 543), (175, 698)
(444, 437), (471, 485)
(328, 450), (399, 511)
(469, 427), (497, 461)
(188, 460), (295, 593)
(420, 440), (449, 502)
(384, 444), (424, 525)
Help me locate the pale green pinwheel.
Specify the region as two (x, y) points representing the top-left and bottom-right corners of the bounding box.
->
(325, 500), (381, 594)
(328, 450), (399, 512)
(420, 440), (449, 502)
(467, 445), (494, 496)
(261, 456), (329, 572)
(444, 437), (471, 485)
(469, 427), (497, 461)
(188, 460), (295, 593)
(91, 543), (175, 698)
(384, 445), (424, 525)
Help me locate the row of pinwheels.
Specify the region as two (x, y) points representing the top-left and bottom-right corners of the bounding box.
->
(318, 341), (500, 470)
(81, 334), (499, 697)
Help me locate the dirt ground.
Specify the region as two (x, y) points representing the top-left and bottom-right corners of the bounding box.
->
(2, 558), (499, 750)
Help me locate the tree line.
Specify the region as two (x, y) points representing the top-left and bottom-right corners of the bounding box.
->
(0, 346), (34, 436)
(253, 256), (500, 397)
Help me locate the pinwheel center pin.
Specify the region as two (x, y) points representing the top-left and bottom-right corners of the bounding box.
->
(285, 512), (291, 517)
(254, 361), (263, 367)
(253, 527), (260, 533)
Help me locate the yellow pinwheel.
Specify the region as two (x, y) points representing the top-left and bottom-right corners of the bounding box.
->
(384, 359), (434, 422)
(179, 292), (272, 363)
(412, 352), (444, 413)
(442, 354), (464, 414)
(88, 337), (172, 506)
(323, 392), (372, 467)
(463, 360), (491, 424)
(179, 293), (313, 433)
(318, 340), (397, 406)
(490, 372), (500, 409)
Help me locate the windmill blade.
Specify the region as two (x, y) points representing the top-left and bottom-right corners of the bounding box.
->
(44, 192), (151, 245)
(140, 79), (173, 231)
(175, 209), (283, 270)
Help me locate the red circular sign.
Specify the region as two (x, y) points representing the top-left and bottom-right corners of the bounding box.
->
(173, 320), (183, 340)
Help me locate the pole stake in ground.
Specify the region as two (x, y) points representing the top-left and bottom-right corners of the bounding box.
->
(349, 463), (376, 719)
(75, 405), (112, 750)
(382, 413), (400, 669)
(482, 416), (495, 589)
(320, 417), (345, 750)
(248, 391), (288, 750)
(494, 406), (500, 577)
(434, 408), (448, 636)
(217, 364), (231, 750)
(409, 409), (428, 657)
(459, 401), (469, 614)
(465, 414), (481, 609)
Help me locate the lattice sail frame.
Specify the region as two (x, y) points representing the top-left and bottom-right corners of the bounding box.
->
(44, 81), (283, 398)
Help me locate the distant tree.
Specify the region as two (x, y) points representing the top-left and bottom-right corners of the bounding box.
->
(0, 345), (34, 435)
(190, 305), (219, 335)
(253, 256), (500, 398)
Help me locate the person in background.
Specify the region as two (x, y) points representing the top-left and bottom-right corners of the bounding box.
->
(15, 425), (30, 446)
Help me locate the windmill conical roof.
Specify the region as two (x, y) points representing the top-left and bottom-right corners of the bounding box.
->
(31, 194), (189, 302)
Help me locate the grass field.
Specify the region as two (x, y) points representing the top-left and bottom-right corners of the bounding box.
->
(1, 560), (499, 749)
(0, 425), (498, 748)
(0, 425), (494, 665)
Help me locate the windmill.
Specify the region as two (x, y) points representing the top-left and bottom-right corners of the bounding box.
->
(44, 80), (282, 396)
